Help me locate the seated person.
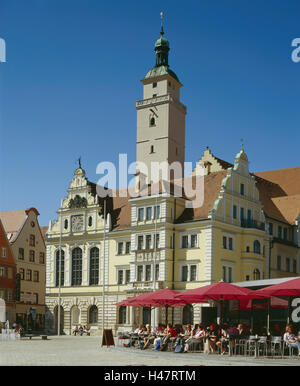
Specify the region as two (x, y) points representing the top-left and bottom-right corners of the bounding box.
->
(142, 324), (156, 349)
(283, 325), (300, 356)
(215, 324), (230, 355)
(83, 325), (90, 336)
(184, 324), (205, 352)
(78, 325), (84, 336)
(160, 324), (178, 351)
(124, 325), (144, 347)
(207, 323), (222, 353)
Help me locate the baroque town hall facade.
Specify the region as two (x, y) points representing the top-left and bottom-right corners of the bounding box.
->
(45, 25), (300, 335)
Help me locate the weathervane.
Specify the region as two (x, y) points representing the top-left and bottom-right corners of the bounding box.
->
(76, 156), (82, 169)
(160, 12), (164, 36)
(240, 138), (244, 150)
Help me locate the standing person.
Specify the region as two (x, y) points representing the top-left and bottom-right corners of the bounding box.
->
(283, 325), (300, 356)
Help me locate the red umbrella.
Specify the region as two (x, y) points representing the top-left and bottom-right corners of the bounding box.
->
(175, 281), (269, 302)
(116, 289), (187, 325)
(255, 277), (300, 297)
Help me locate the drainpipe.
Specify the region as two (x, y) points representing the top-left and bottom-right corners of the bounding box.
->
(171, 199), (176, 325)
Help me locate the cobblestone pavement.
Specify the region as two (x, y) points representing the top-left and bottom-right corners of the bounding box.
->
(0, 336), (299, 366)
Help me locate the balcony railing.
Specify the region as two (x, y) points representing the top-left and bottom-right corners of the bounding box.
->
(241, 219), (265, 231)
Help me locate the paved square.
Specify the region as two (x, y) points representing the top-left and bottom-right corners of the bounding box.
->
(0, 336), (299, 366)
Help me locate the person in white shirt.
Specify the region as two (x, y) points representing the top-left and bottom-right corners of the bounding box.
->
(184, 324), (205, 352)
(283, 325), (300, 356)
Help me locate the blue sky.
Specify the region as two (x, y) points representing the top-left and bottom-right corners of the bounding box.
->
(0, 0), (299, 226)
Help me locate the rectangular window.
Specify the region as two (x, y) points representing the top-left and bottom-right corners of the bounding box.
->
(146, 207), (152, 220)
(117, 242), (124, 255)
(182, 235), (189, 249)
(278, 226), (282, 239)
(145, 235), (152, 250)
(33, 271), (39, 282)
(190, 265), (197, 281)
(293, 259), (297, 274)
(233, 205), (237, 219)
(0, 267), (5, 278)
(19, 268), (25, 280)
(154, 205), (160, 219)
(7, 290), (13, 302)
(7, 268), (12, 279)
(222, 266), (227, 282)
(277, 255), (282, 271)
(29, 234), (35, 247)
(0, 289), (5, 300)
(283, 228), (288, 240)
(240, 207), (245, 220)
(26, 269), (32, 281)
(240, 183), (245, 196)
(228, 237), (233, 251)
(286, 257), (290, 272)
(223, 236), (227, 249)
(125, 242), (131, 254)
(268, 223), (273, 235)
(191, 234), (198, 248)
(155, 264), (159, 281)
(153, 82), (157, 88)
(137, 265), (143, 281)
(118, 270), (124, 285)
(181, 266), (188, 282)
(33, 293), (38, 304)
(145, 265), (151, 281)
(29, 250), (35, 262)
(247, 209), (252, 220)
(138, 208), (144, 221)
(18, 248), (24, 260)
(228, 267), (233, 283)
(125, 269), (130, 284)
(1, 247), (7, 258)
(137, 236), (144, 250)
(39, 252), (45, 264)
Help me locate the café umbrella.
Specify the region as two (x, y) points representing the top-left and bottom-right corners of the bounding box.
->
(175, 281), (269, 323)
(255, 277), (300, 324)
(116, 288), (187, 326)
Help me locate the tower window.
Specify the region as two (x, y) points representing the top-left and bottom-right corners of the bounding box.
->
(150, 145), (154, 153)
(150, 117), (155, 126)
(152, 94), (157, 98)
(153, 82), (157, 88)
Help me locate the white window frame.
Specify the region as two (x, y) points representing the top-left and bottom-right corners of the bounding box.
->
(180, 233), (198, 249)
(179, 262), (198, 282)
(1, 247), (7, 258)
(221, 261), (235, 283)
(116, 266), (130, 285)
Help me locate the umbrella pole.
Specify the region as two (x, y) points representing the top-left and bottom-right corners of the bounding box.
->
(287, 296), (291, 325)
(165, 305), (169, 326)
(267, 298), (270, 335)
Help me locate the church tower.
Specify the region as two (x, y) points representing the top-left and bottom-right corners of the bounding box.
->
(136, 14), (187, 185)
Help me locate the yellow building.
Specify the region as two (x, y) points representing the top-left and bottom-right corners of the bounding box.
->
(45, 25), (300, 335)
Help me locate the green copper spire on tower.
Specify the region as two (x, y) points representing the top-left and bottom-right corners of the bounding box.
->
(144, 13), (180, 82)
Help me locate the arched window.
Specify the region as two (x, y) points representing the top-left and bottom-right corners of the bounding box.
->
(89, 247), (99, 285)
(88, 216), (92, 227)
(71, 306), (80, 325)
(71, 247), (82, 286)
(182, 304), (194, 325)
(150, 117), (155, 126)
(253, 240), (261, 254)
(119, 306), (127, 325)
(253, 269), (261, 280)
(89, 305), (98, 324)
(64, 219), (68, 230)
(55, 249), (64, 287)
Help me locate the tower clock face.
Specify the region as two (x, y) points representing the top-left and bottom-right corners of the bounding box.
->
(71, 215), (84, 232)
